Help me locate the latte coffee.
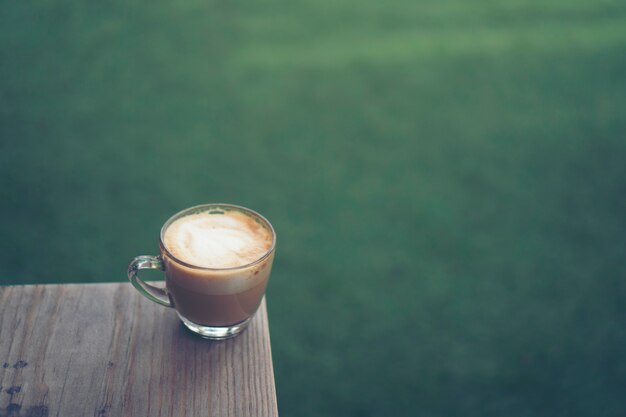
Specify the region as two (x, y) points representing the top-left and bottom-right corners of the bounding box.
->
(161, 209), (274, 326)
(128, 204), (276, 339)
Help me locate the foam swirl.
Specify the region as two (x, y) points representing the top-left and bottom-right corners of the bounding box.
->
(163, 210), (272, 269)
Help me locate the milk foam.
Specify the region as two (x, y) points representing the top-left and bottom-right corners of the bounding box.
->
(163, 211), (272, 269)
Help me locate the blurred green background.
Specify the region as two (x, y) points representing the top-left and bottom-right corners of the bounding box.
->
(1, 0), (626, 415)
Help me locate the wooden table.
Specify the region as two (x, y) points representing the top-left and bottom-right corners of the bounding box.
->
(0, 283), (278, 417)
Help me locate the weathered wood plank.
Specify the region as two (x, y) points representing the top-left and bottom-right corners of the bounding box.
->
(0, 283), (278, 417)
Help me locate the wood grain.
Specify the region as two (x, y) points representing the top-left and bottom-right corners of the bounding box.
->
(0, 283), (278, 417)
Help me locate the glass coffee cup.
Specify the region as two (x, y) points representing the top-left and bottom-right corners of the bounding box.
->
(128, 204), (276, 340)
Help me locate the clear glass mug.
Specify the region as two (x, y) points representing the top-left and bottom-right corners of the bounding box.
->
(127, 204), (276, 340)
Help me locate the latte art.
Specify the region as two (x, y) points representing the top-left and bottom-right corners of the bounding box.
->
(164, 211), (272, 269)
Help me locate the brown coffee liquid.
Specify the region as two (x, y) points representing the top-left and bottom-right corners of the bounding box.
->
(166, 278), (269, 326)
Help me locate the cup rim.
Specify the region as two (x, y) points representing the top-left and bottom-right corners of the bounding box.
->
(159, 203), (276, 271)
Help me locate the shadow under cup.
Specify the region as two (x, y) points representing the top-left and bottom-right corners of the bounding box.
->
(128, 204), (276, 340)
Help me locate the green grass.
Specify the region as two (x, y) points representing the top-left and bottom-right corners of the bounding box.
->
(1, 0), (626, 415)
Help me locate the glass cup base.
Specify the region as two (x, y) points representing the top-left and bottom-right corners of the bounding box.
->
(178, 314), (252, 340)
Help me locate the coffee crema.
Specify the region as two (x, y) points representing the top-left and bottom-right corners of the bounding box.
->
(163, 210), (273, 269)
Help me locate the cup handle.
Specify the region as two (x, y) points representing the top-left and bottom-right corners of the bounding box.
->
(127, 255), (173, 307)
